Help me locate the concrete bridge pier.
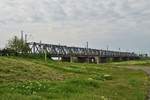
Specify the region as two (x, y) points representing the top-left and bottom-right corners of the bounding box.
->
(77, 57), (90, 63)
(122, 57), (130, 61)
(107, 57), (113, 63)
(100, 57), (108, 63)
(94, 56), (100, 64)
(70, 56), (78, 63)
(61, 56), (78, 63)
(69, 56), (101, 64)
(129, 57), (138, 60)
(113, 57), (122, 62)
(61, 56), (138, 64)
(62, 57), (70, 62)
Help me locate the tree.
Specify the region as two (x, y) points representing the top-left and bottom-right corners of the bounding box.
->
(6, 36), (30, 53)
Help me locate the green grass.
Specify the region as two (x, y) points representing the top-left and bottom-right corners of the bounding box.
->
(111, 59), (150, 66)
(0, 56), (149, 100)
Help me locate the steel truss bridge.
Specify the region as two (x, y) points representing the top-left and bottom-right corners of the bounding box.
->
(27, 42), (139, 63)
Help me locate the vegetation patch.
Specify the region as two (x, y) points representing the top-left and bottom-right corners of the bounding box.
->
(112, 59), (150, 66)
(93, 74), (113, 81)
(0, 57), (149, 100)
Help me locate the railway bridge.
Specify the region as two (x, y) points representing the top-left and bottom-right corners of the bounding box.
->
(27, 42), (140, 64)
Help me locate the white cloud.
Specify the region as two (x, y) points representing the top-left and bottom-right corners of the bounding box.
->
(0, 0), (150, 54)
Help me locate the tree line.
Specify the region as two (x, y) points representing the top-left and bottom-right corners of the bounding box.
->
(0, 36), (30, 56)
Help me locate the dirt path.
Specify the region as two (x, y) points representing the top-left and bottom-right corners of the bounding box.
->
(122, 66), (150, 100)
(124, 66), (150, 75)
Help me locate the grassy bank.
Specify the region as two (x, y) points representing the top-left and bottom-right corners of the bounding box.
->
(0, 57), (149, 100)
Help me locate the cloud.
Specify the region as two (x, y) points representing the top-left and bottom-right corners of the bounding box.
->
(1, 0), (150, 24)
(0, 0), (150, 54)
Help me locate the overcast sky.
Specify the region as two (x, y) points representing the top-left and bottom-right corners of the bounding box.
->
(0, 0), (150, 55)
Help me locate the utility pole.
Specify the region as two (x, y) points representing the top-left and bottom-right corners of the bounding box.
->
(58, 43), (61, 61)
(44, 46), (47, 63)
(21, 30), (23, 40)
(86, 42), (89, 63)
(86, 42), (88, 49)
(119, 48), (121, 51)
(107, 45), (109, 51)
(45, 50), (47, 62)
(20, 30), (24, 53)
(25, 34), (27, 43)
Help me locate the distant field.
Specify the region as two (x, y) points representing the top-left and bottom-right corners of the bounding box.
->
(111, 59), (150, 66)
(0, 57), (149, 100)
